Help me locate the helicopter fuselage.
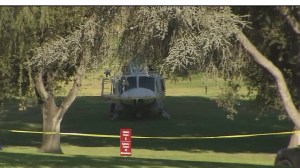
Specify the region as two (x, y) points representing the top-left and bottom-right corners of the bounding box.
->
(101, 65), (169, 119)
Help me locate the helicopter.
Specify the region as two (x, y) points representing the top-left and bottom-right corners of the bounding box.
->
(101, 64), (170, 120)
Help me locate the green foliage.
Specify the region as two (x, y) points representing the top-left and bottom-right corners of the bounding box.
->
(0, 7), (90, 102)
(233, 7), (300, 119)
(109, 6), (255, 116)
(2, 6), (298, 122)
(115, 7), (250, 80)
(0, 7), (120, 103)
(216, 81), (242, 119)
(29, 18), (97, 75)
(28, 7), (122, 96)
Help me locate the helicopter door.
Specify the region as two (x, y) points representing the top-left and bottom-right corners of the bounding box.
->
(101, 78), (113, 97)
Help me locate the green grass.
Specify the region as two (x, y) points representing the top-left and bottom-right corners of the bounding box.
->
(0, 146), (276, 168)
(0, 73), (293, 168)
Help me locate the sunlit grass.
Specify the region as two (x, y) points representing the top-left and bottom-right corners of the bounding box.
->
(1, 145), (277, 168)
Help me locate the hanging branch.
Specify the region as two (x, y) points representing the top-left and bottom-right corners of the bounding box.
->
(237, 31), (300, 128)
(277, 7), (300, 35)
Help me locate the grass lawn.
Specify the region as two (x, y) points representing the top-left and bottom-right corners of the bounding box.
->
(0, 73), (293, 168)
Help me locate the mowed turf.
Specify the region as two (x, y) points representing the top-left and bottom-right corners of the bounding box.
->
(0, 73), (293, 168)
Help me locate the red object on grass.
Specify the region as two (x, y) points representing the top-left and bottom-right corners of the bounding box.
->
(120, 128), (132, 156)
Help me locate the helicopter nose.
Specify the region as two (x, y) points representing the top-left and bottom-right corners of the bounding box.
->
(121, 88), (156, 98)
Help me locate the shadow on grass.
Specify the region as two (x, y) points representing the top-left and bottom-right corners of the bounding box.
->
(0, 96), (293, 153)
(0, 151), (275, 168)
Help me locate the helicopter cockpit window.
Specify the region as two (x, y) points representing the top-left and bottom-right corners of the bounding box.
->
(124, 77), (137, 91)
(139, 76), (155, 91)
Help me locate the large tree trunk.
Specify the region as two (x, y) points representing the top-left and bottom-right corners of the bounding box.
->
(34, 69), (83, 154)
(40, 94), (63, 153)
(288, 126), (300, 148)
(237, 32), (300, 130)
(277, 6), (300, 147)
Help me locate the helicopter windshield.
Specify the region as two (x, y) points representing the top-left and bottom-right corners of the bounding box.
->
(124, 77), (137, 91)
(139, 76), (155, 91)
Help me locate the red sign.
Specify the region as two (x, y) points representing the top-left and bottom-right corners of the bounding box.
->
(120, 128), (132, 156)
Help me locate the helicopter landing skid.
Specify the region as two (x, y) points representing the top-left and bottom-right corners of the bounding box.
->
(161, 110), (170, 119)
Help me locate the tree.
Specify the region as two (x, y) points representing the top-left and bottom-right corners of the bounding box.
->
(0, 6), (121, 153)
(0, 6), (91, 153)
(0, 6), (89, 105)
(32, 7), (123, 153)
(278, 6), (300, 147)
(232, 6), (300, 147)
(114, 6), (300, 147)
(31, 18), (99, 153)
(0, 7), (36, 106)
(237, 31), (300, 126)
(115, 7), (249, 79)
(115, 6), (251, 116)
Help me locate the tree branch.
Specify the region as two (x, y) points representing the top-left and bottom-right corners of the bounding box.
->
(34, 69), (48, 101)
(277, 6), (300, 35)
(58, 64), (85, 119)
(237, 32), (300, 128)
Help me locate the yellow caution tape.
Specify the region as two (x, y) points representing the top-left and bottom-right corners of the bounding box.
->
(7, 130), (120, 138)
(133, 130), (300, 139)
(3, 129), (300, 140)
